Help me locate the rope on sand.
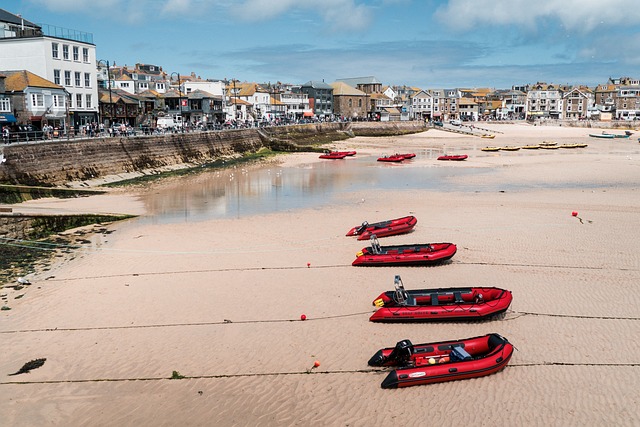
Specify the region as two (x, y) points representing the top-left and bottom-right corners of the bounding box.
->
(2, 364), (638, 386)
(3, 309), (638, 336)
(0, 311), (374, 334)
(508, 310), (640, 321)
(41, 263), (353, 282)
(454, 260), (639, 272)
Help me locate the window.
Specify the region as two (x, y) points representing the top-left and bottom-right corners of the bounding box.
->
(358, 99), (362, 107)
(84, 73), (91, 87)
(83, 47), (89, 62)
(121, 82), (130, 88)
(31, 93), (45, 108)
(86, 94), (92, 109)
(75, 72), (81, 86)
(54, 69), (61, 85)
(0, 98), (10, 112)
(63, 44), (69, 60)
(52, 43), (59, 59)
(64, 71), (71, 86)
(348, 99), (352, 107)
(73, 46), (79, 61)
(52, 94), (65, 108)
(76, 94), (82, 108)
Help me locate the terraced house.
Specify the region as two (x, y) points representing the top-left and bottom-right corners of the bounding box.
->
(0, 8), (98, 131)
(562, 86), (593, 120)
(525, 83), (564, 120)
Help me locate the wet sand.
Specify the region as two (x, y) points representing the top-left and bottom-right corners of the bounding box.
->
(1, 123), (640, 426)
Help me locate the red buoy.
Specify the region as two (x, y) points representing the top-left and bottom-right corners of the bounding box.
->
(300, 314), (307, 321)
(572, 211), (578, 217)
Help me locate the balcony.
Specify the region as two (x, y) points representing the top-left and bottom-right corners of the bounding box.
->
(1, 23), (93, 44)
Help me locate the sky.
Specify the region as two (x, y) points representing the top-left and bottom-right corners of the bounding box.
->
(3, 0), (640, 89)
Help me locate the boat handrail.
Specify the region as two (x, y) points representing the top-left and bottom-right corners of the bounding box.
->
(370, 235), (382, 254)
(393, 275), (409, 304)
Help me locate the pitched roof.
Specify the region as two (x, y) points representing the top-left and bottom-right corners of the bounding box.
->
(301, 80), (333, 89)
(370, 93), (392, 100)
(330, 81), (367, 96)
(0, 8), (40, 28)
(235, 82), (268, 97)
(1, 70), (62, 91)
(187, 89), (220, 99)
(336, 76), (381, 87)
(137, 89), (161, 98)
(229, 97), (252, 106)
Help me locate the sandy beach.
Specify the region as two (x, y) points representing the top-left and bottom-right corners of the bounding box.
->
(1, 123), (639, 426)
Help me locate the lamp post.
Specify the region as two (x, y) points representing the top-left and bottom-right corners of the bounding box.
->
(97, 60), (113, 130)
(170, 72), (184, 132)
(232, 79), (237, 123)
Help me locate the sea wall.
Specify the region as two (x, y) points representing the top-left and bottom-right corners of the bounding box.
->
(350, 121), (427, 136)
(0, 121), (426, 187)
(0, 213), (133, 241)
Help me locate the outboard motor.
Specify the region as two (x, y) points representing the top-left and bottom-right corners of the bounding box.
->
(387, 339), (414, 365)
(355, 221), (369, 234)
(368, 339), (414, 367)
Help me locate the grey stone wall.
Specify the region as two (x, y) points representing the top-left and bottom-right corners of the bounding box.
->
(0, 214), (37, 240)
(0, 121), (427, 186)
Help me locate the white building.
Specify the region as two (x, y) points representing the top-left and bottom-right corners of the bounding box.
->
(411, 90), (433, 120)
(0, 8), (99, 129)
(183, 80), (225, 98)
(526, 83), (564, 120)
(279, 92), (312, 119)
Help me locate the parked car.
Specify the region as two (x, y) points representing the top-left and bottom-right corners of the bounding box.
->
(449, 119), (462, 126)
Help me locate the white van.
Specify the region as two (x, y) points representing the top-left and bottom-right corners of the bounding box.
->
(156, 116), (182, 129)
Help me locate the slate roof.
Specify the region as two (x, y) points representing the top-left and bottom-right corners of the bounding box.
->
(335, 76), (381, 87)
(0, 8), (39, 28)
(301, 80), (333, 90)
(187, 89), (221, 100)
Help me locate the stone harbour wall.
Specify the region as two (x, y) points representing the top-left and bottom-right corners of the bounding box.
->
(0, 121), (427, 187)
(0, 214), (36, 241)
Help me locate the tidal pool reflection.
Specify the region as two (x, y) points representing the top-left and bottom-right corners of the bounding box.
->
(137, 155), (487, 223)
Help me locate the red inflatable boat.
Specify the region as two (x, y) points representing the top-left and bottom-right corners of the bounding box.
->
(370, 275), (512, 322)
(352, 236), (456, 266)
(335, 150), (357, 156)
(397, 153), (416, 159)
(377, 155), (406, 163)
(437, 154), (468, 161)
(368, 333), (513, 388)
(346, 215), (417, 240)
(319, 151), (347, 159)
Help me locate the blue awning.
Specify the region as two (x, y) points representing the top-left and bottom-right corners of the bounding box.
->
(0, 114), (17, 123)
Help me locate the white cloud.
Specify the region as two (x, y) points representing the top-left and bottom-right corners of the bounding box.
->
(232, 0), (373, 31)
(27, 0), (122, 13)
(435, 0), (640, 33)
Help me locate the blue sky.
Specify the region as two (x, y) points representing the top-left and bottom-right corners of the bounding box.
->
(4, 0), (640, 89)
